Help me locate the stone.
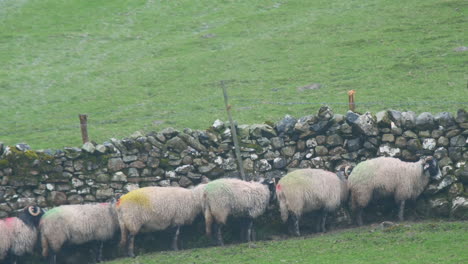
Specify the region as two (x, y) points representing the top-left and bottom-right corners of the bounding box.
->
(256, 159), (272, 172)
(212, 119), (225, 130)
(111, 172), (127, 182)
(281, 146), (296, 157)
(315, 146), (329, 156)
(298, 83), (321, 91)
(175, 164), (194, 175)
(436, 175), (457, 192)
(428, 197), (450, 217)
(187, 172), (202, 180)
(376, 111), (392, 127)
(455, 109), (467, 123)
(388, 110), (402, 126)
(96, 188), (114, 199)
(346, 111), (378, 136)
(82, 142), (96, 153)
(124, 183), (139, 192)
(448, 183), (464, 199)
(271, 137), (285, 149)
(346, 138), (361, 152)
(48, 191), (68, 206)
(407, 139), (422, 151)
(401, 111), (416, 129)
(446, 129), (461, 138)
(122, 155), (138, 163)
(451, 196), (468, 219)
(378, 144), (401, 157)
(294, 115), (318, 133)
(166, 137), (188, 152)
(450, 135), (466, 147)
(456, 165), (468, 184)
(395, 137), (407, 148)
(448, 147), (463, 161)
(326, 134), (344, 147)
(126, 160), (144, 169)
(422, 138), (437, 151)
(418, 130), (431, 138)
(431, 129), (444, 138)
(68, 194), (84, 204)
(437, 136), (449, 147)
(179, 133), (207, 152)
(310, 120), (331, 134)
(71, 178), (84, 188)
(435, 112), (455, 127)
(273, 158), (287, 169)
(382, 134), (395, 142)
(276, 115), (297, 135)
(64, 147), (82, 159)
(15, 143), (31, 152)
(250, 124), (277, 138)
(108, 158), (126, 172)
(178, 176), (192, 187)
(318, 106), (334, 120)
(198, 164), (216, 174)
(415, 112), (435, 130)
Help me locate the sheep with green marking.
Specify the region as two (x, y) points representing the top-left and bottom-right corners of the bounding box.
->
(348, 156), (441, 226)
(276, 168), (350, 236)
(117, 184), (206, 258)
(203, 178), (276, 246)
(40, 202), (119, 264)
(0, 206), (44, 264)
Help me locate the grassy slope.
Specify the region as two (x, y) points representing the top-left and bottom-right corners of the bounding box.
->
(104, 221), (468, 264)
(0, 0), (467, 149)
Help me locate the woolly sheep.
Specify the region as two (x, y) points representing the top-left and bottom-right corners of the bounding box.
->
(40, 202), (119, 264)
(0, 205), (44, 264)
(276, 168), (349, 236)
(117, 184), (205, 257)
(203, 178), (276, 246)
(348, 156), (441, 226)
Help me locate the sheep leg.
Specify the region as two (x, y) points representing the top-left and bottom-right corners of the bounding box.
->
(48, 251), (57, 264)
(127, 233), (136, 258)
(356, 208), (363, 226)
(320, 210), (328, 233)
(246, 218), (254, 242)
(96, 241), (104, 263)
(291, 213), (300, 236)
(172, 226), (181, 251)
(214, 222), (224, 246)
(398, 200), (406, 221)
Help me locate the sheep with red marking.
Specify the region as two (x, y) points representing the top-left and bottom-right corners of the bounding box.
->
(0, 205), (44, 264)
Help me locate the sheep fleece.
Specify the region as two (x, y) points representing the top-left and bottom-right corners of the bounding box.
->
(40, 203), (119, 255)
(117, 185), (205, 234)
(0, 217), (38, 259)
(348, 157), (427, 208)
(276, 169), (345, 222)
(203, 178), (270, 224)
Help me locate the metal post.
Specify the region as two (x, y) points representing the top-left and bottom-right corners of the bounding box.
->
(221, 81), (246, 181)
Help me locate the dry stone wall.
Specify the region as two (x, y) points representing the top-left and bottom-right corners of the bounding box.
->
(1, 107), (468, 220)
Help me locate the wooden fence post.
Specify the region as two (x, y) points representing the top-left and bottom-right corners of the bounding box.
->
(79, 114), (89, 144)
(348, 90), (356, 112)
(221, 81), (246, 181)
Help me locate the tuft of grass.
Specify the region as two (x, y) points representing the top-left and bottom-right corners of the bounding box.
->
(1, 0), (467, 149)
(104, 221), (468, 264)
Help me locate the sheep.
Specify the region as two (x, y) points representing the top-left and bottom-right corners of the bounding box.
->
(116, 184), (206, 258)
(203, 178), (276, 246)
(348, 156), (441, 226)
(276, 168), (350, 236)
(40, 201), (119, 264)
(0, 205), (44, 264)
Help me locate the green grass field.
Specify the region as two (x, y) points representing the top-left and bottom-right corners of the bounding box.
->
(104, 221), (468, 264)
(1, 0), (467, 149)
